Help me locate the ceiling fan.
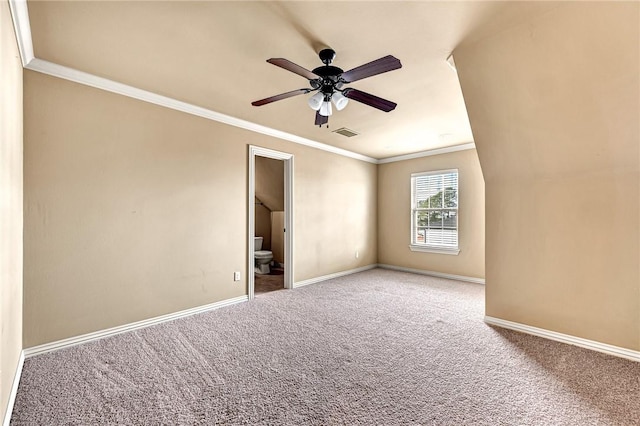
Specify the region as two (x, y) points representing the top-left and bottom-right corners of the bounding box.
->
(251, 48), (402, 127)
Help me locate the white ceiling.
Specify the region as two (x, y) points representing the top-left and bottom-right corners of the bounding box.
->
(25, 1), (560, 160)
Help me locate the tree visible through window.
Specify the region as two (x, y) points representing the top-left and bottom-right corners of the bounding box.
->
(411, 170), (458, 251)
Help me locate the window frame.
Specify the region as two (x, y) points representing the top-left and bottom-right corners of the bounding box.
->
(409, 169), (460, 255)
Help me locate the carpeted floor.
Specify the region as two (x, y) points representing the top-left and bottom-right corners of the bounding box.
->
(10, 269), (640, 425)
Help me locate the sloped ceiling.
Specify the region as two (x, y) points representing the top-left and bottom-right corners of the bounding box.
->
(26, 0), (559, 159)
(255, 156), (284, 212)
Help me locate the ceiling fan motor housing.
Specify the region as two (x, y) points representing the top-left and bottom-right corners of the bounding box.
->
(312, 49), (344, 99)
(319, 48), (336, 65)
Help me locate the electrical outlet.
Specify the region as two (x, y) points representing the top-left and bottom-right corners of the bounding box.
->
(355, 250), (359, 259)
(233, 271), (241, 281)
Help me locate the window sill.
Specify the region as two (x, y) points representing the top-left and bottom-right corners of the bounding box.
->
(409, 244), (460, 255)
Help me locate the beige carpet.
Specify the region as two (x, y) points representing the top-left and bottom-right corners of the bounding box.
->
(10, 269), (640, 425)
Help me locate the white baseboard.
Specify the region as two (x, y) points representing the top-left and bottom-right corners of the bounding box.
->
(294, 264), (378, 288)
(377, 263), (485, 285)
(2, 350), (24, 426)
(485, 316), (640, 363)
(24, 295), (248, 358)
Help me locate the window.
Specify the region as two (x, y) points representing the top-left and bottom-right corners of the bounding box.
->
(410, 169), (459, 255)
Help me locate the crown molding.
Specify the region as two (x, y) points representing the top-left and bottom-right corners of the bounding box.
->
(8, 0), (34, 66)
(11, 0), (472, 165)
(25, 58), (379, 164)
(377, 142), (476, 164)
(10, 0), (378, 164)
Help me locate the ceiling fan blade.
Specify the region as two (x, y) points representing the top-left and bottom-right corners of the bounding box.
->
(340, 55), (402, 83)
(252, 89), (310, 106)
(315, 111), (328, 126)
(342, 88), (397, 112)
(267, 58), (319, 80)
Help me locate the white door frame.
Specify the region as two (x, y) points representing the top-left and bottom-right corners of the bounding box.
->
(248, 145), (294, 299)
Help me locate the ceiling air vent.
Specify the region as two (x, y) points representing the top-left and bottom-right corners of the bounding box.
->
(332, 127), (359, 138)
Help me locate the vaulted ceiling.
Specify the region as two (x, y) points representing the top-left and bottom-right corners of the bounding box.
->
(26, 1), (559, 160)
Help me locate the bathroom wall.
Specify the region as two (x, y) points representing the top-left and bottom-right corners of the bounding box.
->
(23, 70), (378, 347)
(255, 156), (284, 211)
(254, 198), (271, 251)
(378, 149), (485, 280)
(454, 2), (639, 350)
(254, 156), (284, 251)
(271, 211), (284, 264)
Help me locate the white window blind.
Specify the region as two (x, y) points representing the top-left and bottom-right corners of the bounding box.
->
(410, 169), (459, 253)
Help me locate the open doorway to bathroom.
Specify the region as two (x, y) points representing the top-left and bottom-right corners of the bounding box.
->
(248, 146), (293, 299)
(254, 156), (284, 294)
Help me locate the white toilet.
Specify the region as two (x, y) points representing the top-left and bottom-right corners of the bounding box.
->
(254, 236), (273, 275)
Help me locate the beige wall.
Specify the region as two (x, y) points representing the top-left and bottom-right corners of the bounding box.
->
(455, 2), (639, 350)
(23, 71), (377, 347)
(292, 148), (377, 279)
(0, 0), (23, 420)
(378, 149), (485, 279)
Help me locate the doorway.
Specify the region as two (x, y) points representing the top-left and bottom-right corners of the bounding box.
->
(248, 146), (293, 299)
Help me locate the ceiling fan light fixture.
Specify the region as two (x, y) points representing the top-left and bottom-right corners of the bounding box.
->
(319, 101), (333, 117)
(308, 92), (324, 111)
(332, 92), (349, 111)
(253, 49), (402, 126)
